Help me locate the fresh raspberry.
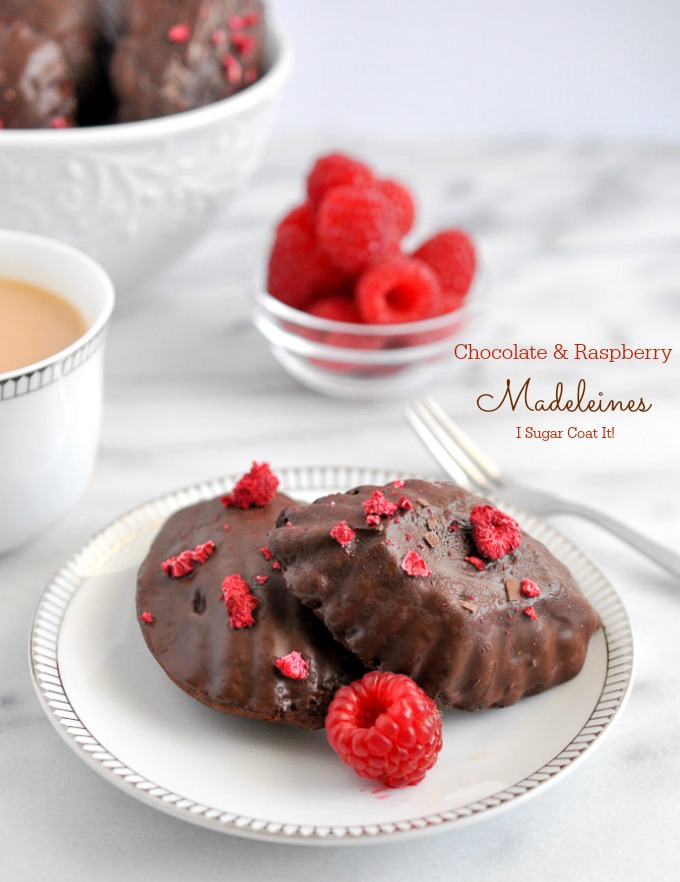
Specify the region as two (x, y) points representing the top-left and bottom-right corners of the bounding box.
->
(308, 293), (361, 323)
(316, 185), (399, 274)
(221, 462), (279, 509)
(326, 671), (442, 788)
(267, 220), (347, 310)
(307, 153), (375, 210)
(378, 178), (416, 237)
(469, 504), (522, 560)
(412, 229), (476, 313)
(275, 201), (315, 234)
(355, 257), (441, 324)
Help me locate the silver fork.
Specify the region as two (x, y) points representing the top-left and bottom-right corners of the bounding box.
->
(406, 397), (680, 581)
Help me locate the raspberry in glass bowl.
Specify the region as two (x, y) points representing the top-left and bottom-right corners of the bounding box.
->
(253, 152), (481, 398)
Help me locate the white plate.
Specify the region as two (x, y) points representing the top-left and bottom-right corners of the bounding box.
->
(30, 465), (634, 845)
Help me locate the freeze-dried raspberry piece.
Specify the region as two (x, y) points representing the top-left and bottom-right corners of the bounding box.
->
(363, 490), (398, 518)
(167, 23), (191, 43)
(524, 606), (538, 621)
(469, 504), (522, 560)
(231, 31), (255, 57)
(521, 578), (541, 598)
(316, 185), (399, 274)
(191, 541), (215, 563)
(274, 650), (309, 680)
(140, 611), (155, 624)
(267, 221), (347, 310)
(326, 671), (442, 787)
(222, 462), (279, 509)
(401, 550), (431, 577)
(330, 521), (356, 546)
(464, 555), (486, 572)
(160, 551), (194, 578)
(356, 257), (441, 323)
(220, 574), (260, 629)
(378, 178), (415, 237)
(307, 153), (375, 209)
(412, 229), (476, 313)
(397, 496), (414, 511)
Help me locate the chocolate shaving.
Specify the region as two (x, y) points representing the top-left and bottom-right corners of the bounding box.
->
(423, 531), (440, 548)
(505, 578), (521, 602)
(416, 497), (430, 508)
(459, 600), (477, 614)
(426, 516), (439, 531)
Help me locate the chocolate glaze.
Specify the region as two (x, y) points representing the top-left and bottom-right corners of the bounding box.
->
(268, 480), (602, 711)
(0, 0), (101, 91)
(136, 492), (365, 730)
(111, 0), (265, 122)
(0, 20), (76, 128)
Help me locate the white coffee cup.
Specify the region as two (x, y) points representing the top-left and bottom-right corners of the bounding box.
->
(0, 230), (115, 555)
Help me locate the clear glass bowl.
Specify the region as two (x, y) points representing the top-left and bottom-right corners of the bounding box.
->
(253, 284), (478, 399)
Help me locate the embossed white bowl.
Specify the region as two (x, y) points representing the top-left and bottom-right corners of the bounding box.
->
(0, 28), (290, 302)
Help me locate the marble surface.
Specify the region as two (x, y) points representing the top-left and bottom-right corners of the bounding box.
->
(2, 135), (679, 880)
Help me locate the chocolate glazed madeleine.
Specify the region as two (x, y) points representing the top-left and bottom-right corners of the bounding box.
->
(136, 492), (366, 730)
(268, 480), (602, 711)
(111, 0), (265, 121)
(0, 20), (76, 128)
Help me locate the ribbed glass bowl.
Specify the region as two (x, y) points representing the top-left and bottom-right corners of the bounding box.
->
(253, 282), (478, 399)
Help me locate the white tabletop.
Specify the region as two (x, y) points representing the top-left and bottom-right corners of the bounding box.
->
(2, 135), (679, 880)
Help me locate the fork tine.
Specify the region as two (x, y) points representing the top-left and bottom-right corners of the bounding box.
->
(421, 397), (504, 486)
(409, 401), (493, 490)
(404, 405), (472, 488)
(406, 401), (494, 493)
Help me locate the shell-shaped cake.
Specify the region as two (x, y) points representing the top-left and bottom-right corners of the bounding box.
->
(136, 491), (366, 730)
(267, 479), (602, 711)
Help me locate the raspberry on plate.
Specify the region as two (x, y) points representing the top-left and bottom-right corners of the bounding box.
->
(316, 185), (400, 274)
(355, 256), (441, 324)
(306, 152), (375, 209)
(412, 229), (476, 313)
(326, 670), (443, 788)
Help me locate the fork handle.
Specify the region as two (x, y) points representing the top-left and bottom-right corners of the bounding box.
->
(545, 500), (680, 581)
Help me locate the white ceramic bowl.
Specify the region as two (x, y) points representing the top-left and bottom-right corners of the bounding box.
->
(253, 286), (477, 399)
(0, 28), (291, 302)
(0, 230), (115, 555)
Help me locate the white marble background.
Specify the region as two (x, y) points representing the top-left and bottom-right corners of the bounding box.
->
(1, 132), (679, 880)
